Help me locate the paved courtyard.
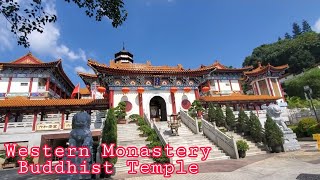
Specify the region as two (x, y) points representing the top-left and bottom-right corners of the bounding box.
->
(0, 141), (319, 180)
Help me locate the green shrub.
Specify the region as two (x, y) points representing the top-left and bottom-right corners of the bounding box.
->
(297, 118), (317, 137)
(129, 114), (141, 123)
(237, 109), (249, 133)
(208, 103), (216, 123)
(215, 106), (226, 127)
(115, 101), (127, 120)
(25, 155), (34, 164)
(225, 106), (236, 131)
(265, 115), (283, 147)
(307, 123), (320, 136)
(249, 112), (263, 143)
(101, 108), (118, 165)
(237, 140), (249, 151)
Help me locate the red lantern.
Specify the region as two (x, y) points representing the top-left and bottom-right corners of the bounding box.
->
(97, 86), (106, 93)
(202, 86), (210, 93)
(183, 87), (191, 93)
(122, 87), (130, 94)
(170, 87), (178, 93)
(137, 87), (144, 94)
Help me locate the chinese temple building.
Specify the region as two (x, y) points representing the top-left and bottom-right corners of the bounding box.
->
(0, 53), (74, 99)
(78, 49), (287, 121)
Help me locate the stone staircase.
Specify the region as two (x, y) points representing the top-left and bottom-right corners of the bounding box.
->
(115, 123), (154, 172)
(225, 131), (268, 156)
(156, 122), (230, 164)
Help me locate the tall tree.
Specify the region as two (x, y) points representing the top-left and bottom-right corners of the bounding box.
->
(0, 0), (127, 47)
(101, 108), (118, 171)
(284, 32), (292, 39)
(208, 103), (216, 123)
(249, 112), (263, 142)
(292, 22), (302, 38)
(302, 20), (312, 33)
(225, 106), (236, 131)
(237, 109), (248, 133)
(215, 105), (226, 127)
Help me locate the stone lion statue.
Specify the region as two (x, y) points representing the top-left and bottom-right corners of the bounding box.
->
(266, 104), (291, 132)
(69, 111), (93, 147)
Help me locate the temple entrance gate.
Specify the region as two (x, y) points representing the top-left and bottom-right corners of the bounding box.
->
(149, 96), (167, 121)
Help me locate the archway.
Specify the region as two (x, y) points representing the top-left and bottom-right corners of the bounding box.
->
(149, 96), (167, 121)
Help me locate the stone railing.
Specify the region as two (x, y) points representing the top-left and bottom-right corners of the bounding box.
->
(0, 122), (33, 128)
(180, 110), (199, 134)
(153, 122), (172, 163)
(202, 119), (239, 159)
(143, 113), (152, 128)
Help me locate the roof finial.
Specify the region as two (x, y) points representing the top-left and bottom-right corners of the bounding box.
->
(122, 42), (125, 50)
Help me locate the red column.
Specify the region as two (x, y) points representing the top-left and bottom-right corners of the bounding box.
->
(32, 112), (37, 132)
(54, 83), (57, 96)
(60, 112), (65, 130)
(3, 113), (10, 133)
(267, 78), (274, 96)
(6, 77), (12, 97)
(28, 77), (33, 98)
(109, 90), (114, 108)
(64, 92), (67, 99)
(139, 93), (143, 117)
(194, 89), (200, 100)
(171, 92), (177, 115)
(229, 80), (233, 91)
(255, 81), (260, 95)
(45, 77), (50, 91)
(278, 81), (286, 101)
(217, 79), (221, 96)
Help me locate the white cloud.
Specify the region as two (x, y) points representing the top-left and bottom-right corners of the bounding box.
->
(27, 0), (87, 62)
(314, 18), (320, 33)
(74, 66), (95, 74)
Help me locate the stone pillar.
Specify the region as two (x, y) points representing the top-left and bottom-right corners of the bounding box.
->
(3, 113), (10, 133)
(29, 77), (33, 98)
(32, 112), (37, 132)
(60, 111), (65, 130)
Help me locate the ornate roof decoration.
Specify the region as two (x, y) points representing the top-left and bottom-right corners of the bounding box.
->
(244, 62), (289, 76)
(10, 52), (43, 64)
(87, 59), (252, 75)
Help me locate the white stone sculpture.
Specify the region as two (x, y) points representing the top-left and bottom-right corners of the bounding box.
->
(267, 103), (301, 151)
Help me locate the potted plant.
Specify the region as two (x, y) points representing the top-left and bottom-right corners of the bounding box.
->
(115, 102), (127, 124)
(237, 140), (249, 158)
(265, 115), (284, 153)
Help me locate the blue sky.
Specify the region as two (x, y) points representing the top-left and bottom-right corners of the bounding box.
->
(1, 0), (320, 87)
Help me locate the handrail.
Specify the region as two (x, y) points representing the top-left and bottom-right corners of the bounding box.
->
(202, 119), (239, 159)
(180, 109), (199, 134)
(143, 113), (152, 128)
